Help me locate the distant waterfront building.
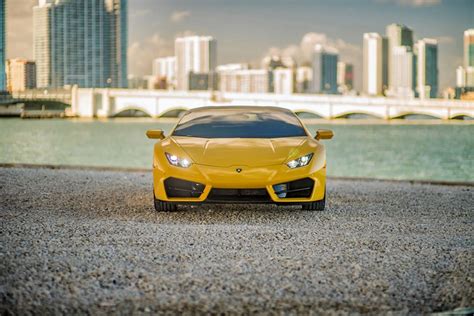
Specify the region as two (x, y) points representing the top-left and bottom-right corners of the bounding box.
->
(466, 67), (474, 87)
(464, 29), (474, 68)
(416, 39), (438, 99)
(388, 46), (415, 98)
(127, 75), (148, 89)
(0, 0), (5, 91)
(386, 23), (414, 92)
(273, 68), (294, 94)
(152, 57), (176, 89)
(456, 66), (466, 88)
(5, 59), (37, 92)
(363, 33), (388, 96)
(337, 62), (354, 93)
(218, 68), (269, 93)
(33, 0), (128, 89)
(295, 66), (312, 93)
(175, 36), (217, 91)
(312, 45), (338, 94)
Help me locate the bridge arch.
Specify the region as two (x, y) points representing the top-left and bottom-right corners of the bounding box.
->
(451, 113), (474, 120)
(293, 109), (327, 119)
(391, 112), (442, 120)
(294, 110), (324, 119)
(159, 107), (188, 118)
(333, 111), (384, 120)
(113, 106), (152, 117)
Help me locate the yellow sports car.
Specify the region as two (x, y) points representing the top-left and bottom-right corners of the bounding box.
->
(146, 106), (333, 212)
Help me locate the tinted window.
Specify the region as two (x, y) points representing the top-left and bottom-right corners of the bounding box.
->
(173, 110), (307, 138)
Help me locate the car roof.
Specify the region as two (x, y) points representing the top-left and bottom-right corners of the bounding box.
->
(186, 106), (294, 114)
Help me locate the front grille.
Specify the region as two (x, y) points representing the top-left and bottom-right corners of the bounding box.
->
(164, 177), (205, 198)
(273, 178), (314, 198)
(206, 188), (272, 203)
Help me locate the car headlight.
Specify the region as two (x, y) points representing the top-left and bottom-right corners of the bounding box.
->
(286, 153), (313, 169)
(165, 152), (192, 168)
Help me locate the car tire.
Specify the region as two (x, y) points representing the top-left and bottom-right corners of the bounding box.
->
(153, 190), (177, 212)
(301, 194), (326, 211)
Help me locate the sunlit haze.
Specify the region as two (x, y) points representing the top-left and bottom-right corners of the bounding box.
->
(6, 0), (473, 91)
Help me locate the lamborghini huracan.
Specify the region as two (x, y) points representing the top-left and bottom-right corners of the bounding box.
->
(146, 106), (333, 212)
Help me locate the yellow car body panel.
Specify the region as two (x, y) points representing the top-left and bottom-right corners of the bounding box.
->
(148, 106), (332, 205)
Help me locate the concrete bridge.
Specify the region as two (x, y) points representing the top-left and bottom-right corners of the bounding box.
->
(72, 88), (474, 120)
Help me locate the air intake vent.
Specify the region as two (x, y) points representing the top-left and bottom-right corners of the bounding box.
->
(273, 178), (314, 198)
(164, 177), (205, 198)
(207, 188), (272, 203)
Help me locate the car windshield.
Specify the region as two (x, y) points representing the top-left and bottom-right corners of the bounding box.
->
(172, 109), (307, 138)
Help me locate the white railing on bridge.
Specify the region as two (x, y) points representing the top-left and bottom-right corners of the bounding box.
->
(71, 88), (474, 120)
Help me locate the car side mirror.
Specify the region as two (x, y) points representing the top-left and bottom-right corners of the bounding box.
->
(315, 129), (333, 140)
(146, 129), (165, 140)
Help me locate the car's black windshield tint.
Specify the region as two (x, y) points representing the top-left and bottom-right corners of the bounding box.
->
(172, 110), (307, 138)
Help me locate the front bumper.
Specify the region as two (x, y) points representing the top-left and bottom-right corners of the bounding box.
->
(153, 163), (326, 204)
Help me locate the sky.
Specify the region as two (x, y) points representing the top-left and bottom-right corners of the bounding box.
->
(6, 0), (474, 91)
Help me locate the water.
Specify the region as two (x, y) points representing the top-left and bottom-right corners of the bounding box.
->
(1, 118), (473, 182)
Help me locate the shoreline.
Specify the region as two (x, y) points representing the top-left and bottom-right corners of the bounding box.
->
(1, 116), (474, 125)
(1, 162), (473, 187)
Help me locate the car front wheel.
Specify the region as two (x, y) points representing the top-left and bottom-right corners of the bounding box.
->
(153, 191), (177, 212)
(301, 194), (326, 211)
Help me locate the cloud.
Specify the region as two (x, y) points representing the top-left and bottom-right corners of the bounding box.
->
(263, 32), (361, 66)
(175, 30), (197, 38)
(130, 9), (150, 19)
(434, 36), (454, 44)
(170, 10), (191, 23)
(128, 34), (173, 76)
(261, 32), (363, 90)
(375, 0), (442, 7)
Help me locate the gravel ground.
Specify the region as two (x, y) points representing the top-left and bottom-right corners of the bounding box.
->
(0, 167), (473, 315)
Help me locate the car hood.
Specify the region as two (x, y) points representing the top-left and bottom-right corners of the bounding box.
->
(171, 136), (309, 167)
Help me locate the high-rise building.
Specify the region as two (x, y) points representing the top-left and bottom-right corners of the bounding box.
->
(386, 23), (414, 90)
(217, 67), (268, 94)
(175, 36), (217, 91)
(464, 29), (474, 68)
(273, 68), (294, 95)
(33, 0), (128, 89)
(5, 59), (36, 93)
(312, 44), (338, 94)
(389, 46), (415, 98)
(0, 0), (5, 91)
(416, 38), (438, 99)
(337, 62), (354, 93)
(456, 66), (466, 88)
(295, 66), (312, 93)
(363, 33), (388, 96)
(466, 67), (474, 87)
(152, 56), (176, 89)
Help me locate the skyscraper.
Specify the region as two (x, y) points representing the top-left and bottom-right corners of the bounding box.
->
(312, 45), (338, 94)
(6, 59), (37, 93)
(363, 33), (387, 96)
(337, 62), (354, 93)
(464, 29), (474, 68)
(33, 0), (128, 89)
(416, 39), (438, 99)
(175, 36), (217, 91)
(390, 46), (415, 98)
(386, 23), (414, 91)
(0, 0), (5, 91)
(153, 57), (176, 89)
(273, 68), (295, 95)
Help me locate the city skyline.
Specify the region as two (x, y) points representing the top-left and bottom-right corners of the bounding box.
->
(5, 0), (473, 92)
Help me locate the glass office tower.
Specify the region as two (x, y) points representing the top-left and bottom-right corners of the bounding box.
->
(0, 0), (6, 91)
(34, 0), (127, 88)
